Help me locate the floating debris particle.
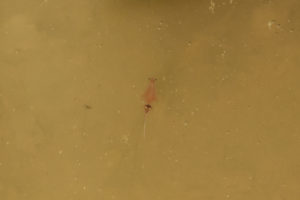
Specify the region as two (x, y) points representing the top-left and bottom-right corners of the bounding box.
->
(84, 104), (92, 109)
(209, 0), (216, 14)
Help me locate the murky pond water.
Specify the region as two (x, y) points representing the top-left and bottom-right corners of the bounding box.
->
(1, 0), (300, 199)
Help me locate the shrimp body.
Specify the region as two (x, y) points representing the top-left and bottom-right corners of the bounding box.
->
(142, 78), (157, 105)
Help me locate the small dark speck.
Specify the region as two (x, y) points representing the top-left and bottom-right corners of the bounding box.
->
(84, 104), (92, 109)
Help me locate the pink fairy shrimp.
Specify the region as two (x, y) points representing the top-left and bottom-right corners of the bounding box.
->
(142, 77), (157, 113)
(142, 78), (157, 138)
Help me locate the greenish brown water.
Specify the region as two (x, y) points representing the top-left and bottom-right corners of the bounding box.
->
(1, 0), (300, 199)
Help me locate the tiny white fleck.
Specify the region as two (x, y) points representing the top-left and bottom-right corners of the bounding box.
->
(225, 156), (233, 160)
(76, 160), (81, 166)
(268, 20), (275, 30)
(221, 50), (226, 58)
(225, 130), (231, 135)
(106, 161), (113, 167)
(120, 134), (129, 144)
(96, 43), (103, 48)
(82, 132), (88, 136)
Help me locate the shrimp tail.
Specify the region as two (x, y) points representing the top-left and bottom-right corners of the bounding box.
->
(143, 114), (147, 139)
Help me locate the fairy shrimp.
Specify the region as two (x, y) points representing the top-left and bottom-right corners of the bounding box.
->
(142, 78), (157, 138)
